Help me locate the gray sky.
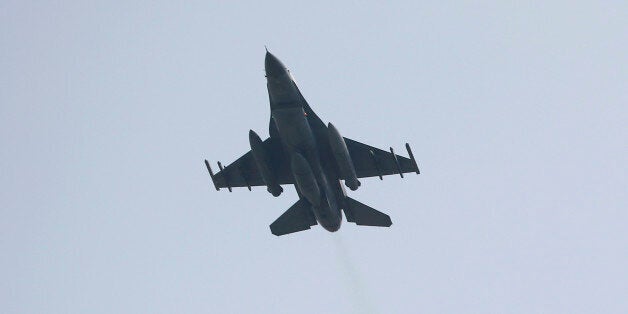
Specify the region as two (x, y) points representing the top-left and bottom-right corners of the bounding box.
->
(2, 1), (627, 313)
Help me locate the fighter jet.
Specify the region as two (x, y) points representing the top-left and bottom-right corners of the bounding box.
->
(204, 51), (420, 236)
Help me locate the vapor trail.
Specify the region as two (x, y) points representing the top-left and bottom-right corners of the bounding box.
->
(332, 235), (379, 314)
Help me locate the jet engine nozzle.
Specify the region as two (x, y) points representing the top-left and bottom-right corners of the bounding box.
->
(327, 123), (361, 191)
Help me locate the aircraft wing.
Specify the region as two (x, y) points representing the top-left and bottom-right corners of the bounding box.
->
(204, 137), (293, 191)
(344, 137), (420, 179)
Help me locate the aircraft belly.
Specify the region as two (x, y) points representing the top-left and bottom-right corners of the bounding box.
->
(272, 108), (315, 150)
(271, 98), (342, 233)
(267, 78), (300, 107)
(310, 168), (343, 232)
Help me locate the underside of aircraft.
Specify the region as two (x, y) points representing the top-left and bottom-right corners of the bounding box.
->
(204, 51), (420, 236)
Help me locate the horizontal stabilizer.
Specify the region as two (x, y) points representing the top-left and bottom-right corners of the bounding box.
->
(343, 197), (392, 227)
(270, 199), (317, 236)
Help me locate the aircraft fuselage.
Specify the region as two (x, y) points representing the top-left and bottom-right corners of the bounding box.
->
(265, 52), (343, 232)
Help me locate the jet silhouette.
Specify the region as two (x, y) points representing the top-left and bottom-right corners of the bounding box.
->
(205, 51), (420, 236)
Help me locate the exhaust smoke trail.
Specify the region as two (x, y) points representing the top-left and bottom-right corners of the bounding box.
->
(332, 234), (379, 314)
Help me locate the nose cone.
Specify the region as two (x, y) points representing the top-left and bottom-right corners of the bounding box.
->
(265, 51), (288, 78)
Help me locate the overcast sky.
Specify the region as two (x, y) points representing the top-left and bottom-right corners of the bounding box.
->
(2, 1), (627, 313)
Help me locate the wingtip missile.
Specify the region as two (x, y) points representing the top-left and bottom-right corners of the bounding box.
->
(204, 159), (220, 191)
(405, 143), (420, 174)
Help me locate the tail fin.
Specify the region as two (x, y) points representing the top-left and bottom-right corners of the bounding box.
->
(270, 199), (317, 236)
(343, 197), (392, 227)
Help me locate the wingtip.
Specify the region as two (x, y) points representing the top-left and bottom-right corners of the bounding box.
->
(204, 159), (220, 191)
(405, 143), (420, 174)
